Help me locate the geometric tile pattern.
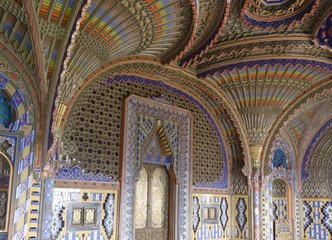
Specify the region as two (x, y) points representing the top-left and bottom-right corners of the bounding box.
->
(12, 111), (29, 132)
(302, 200), (332, 240)
(19, 130), (35, 151)
(322, 202), (332, 234)
(0, 73), (9, 90)
(275, 219), (292, 239)
(0, 92), (13, 129)
(55, 165), (115, 182)
(50, 191), (65, 240)
(14, 198), (30, 224)
(11, 89), (24, 110)
(0, 192), (7, 228)
(17, 152), (34, 175)
(193, 196), (200, 234)
(60, 233), (82, 240)
(11, 223), (28, 240)
(220, 197), (228, 232)
(103, 193), (115, 239)
(234, 196), (249, 240)
(42, 178), (54, 240)
(51, 188), (117, 240)
(192, 194), (230, 240)
(86, 231), (104, 240)
(273, 198), (287, 220)
(15, 175), (32, 199)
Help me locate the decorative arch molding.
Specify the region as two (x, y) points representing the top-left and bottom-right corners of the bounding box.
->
(198, 58), (332, 78)
(301, 117), (332, 181)
(261, 80), (332, 176)
(0, 72), (31, 134)
(120, 95), (192, 240)
(243, 0), (318, 29)
(59, 60), (248, 177)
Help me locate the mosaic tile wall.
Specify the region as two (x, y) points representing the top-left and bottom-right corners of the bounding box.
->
(50, 188), (118, 240)
(302, 199), (332, 240)
(273, 198), (287, 220)
(63, 76), (226, 187)
(0, 64), (37, 239)
(192, 194), (230, 240)
(233, 195), (249, 240)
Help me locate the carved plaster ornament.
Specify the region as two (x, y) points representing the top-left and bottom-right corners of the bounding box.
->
(247, 0), (307, 18)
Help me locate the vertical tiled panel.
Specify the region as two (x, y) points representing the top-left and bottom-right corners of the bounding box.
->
(233, 195), (249, 240)
(273, 198), (287, 220)
(192, 194), (230, 240)
(302, 199), (332, 240)
(50, 188), (118, 240)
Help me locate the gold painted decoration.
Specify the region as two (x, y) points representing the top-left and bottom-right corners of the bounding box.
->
(135, 167), (148, 229)
(151, 168), (166, 228)
(84, 208), (96, 225)
(72, 208), (83, 225)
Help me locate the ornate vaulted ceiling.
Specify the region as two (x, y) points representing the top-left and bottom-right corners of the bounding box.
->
(0, 0), (331, 184)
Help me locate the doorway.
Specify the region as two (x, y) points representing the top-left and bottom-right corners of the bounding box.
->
(134, 164), (169, 240)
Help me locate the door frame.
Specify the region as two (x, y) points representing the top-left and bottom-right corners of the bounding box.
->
(119, 95), (192, 240)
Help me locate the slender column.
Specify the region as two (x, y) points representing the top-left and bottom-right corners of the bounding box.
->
(250, 146), (263, 240)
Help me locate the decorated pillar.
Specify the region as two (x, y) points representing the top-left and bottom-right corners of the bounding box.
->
(250, 145), (263, 240)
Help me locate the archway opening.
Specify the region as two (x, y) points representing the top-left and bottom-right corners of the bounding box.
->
(0, 152), (13, 233)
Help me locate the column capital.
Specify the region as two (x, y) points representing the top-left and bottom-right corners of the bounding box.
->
(250, 145), (263, 168)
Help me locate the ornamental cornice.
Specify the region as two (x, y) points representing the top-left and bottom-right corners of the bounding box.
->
(237, 106), (283, 115)
(196, 39), (331, 71)
(215, 77), (310, 91)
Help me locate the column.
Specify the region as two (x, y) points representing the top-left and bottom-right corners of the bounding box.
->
(250, 146), (263, 240)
